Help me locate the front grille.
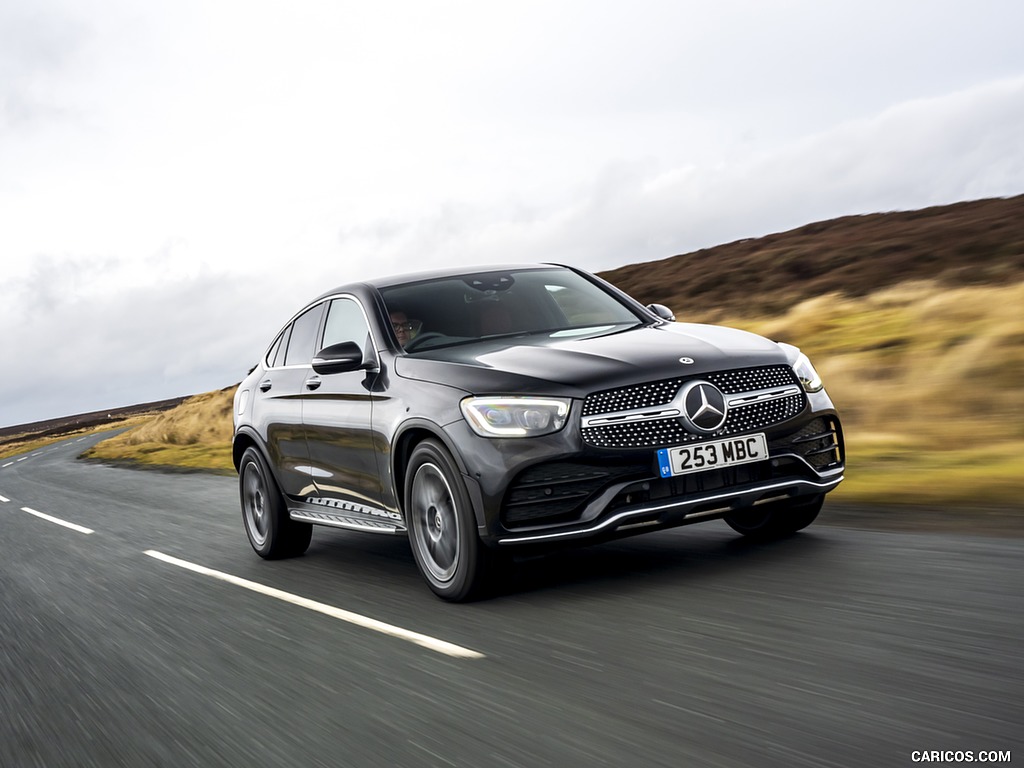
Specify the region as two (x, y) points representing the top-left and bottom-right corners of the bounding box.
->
(501, 461), (649, 528)
(583, 394), (805, 448)
(581, 363), (806, 449)
(581, 365), (798, 417)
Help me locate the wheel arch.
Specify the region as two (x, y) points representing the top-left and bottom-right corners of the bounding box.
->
(232, 430), (293, 506)
(390, 420), (472, 519)
(232, 427), (266, 473)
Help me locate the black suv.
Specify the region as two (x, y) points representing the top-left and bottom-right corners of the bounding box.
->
(233, 264), (844, 600)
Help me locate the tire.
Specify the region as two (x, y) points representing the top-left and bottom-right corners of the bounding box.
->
(405, 439), (492, 601)
(239, 446), (312, 559)
(724, 494), (824, 539)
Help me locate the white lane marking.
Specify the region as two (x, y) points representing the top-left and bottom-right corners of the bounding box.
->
(20, 507), (95, 535)
(0, 494), (9, 503)
(16, 457), (27, 462)
(144, 550), (485, 660)
(31, 452), (42, 457)
(2, 463), (12, 468)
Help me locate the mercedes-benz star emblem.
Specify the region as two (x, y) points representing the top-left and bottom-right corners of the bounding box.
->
(678, 381), (728, 434)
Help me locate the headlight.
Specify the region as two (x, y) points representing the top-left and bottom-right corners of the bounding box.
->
(792, 352), (823, 393)
(460, 397), (570, 438)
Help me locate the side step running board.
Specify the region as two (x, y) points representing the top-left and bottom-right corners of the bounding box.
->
(290, 508), (406, 535)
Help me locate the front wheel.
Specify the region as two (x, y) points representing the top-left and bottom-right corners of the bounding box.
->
(239, 446), (312, 559)
(724, 494), (824, 539)
(405, 439), (492, 601)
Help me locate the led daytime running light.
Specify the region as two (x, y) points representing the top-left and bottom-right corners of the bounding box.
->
(460, 397), (570, 437)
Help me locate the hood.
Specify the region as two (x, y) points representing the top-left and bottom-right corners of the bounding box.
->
(393, 323), (790, 398)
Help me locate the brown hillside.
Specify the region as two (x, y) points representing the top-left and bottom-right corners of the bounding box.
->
(599, 195), (1024, 320)
(0, 396), (187, 442)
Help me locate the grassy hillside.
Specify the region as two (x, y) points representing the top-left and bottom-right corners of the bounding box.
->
(0, 396), (187, 458)
(603, 195), (1024, 320)
(733, 280), (1023, 505)
(82, 388), (235, 472)
(73, 195), (1024, 507)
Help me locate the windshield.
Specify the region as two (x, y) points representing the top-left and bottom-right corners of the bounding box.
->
(379, 267), (644, 352)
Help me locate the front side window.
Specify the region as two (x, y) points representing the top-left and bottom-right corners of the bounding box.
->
(321, 297), (371, 351)
(283, 304), (324, 366)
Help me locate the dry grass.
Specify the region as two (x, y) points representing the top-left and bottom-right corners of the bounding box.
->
(733, 280), (1024, 505)
(0, 416), (154, 460)
(81, 388), (235, 473)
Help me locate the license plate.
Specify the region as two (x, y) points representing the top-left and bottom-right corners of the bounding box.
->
(657, 434), (769, 478)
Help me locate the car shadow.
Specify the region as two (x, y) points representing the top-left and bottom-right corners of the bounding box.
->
(493, 525), (842, 600)
(301, 521), (845, 604)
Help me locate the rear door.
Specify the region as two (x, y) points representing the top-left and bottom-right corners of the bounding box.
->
(254, 302), (325, 499)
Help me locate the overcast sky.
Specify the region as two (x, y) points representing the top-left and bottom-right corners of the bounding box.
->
(3, 0), (1023, 428)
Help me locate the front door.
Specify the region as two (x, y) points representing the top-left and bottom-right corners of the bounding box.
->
(301, 296), (389, 520)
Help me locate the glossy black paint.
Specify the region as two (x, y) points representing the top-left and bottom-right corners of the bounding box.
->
(255, 365), (316, 498)
(311, 342), (367, 375)
(233, 264), (844, 551)
(395, 322), (788, 398)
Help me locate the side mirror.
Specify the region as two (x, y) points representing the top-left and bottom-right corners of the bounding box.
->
(646, 303), (675, 322)
(312, 342), (367, 374)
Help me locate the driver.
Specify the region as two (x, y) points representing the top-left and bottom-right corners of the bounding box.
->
(389, 310), (421, 348)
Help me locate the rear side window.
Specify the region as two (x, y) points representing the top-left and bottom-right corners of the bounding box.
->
(265, 329), (288, 368)
(283, 304), (324, 366)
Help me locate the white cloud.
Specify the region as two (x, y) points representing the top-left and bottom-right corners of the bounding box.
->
(327, 76), (1024, 274)
(2, 1), (1023, 426)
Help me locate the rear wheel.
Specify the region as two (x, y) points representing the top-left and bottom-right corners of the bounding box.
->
(405, 439), (492, 601)
(239, 446), (312, 558)
(724, 494), (824, 539)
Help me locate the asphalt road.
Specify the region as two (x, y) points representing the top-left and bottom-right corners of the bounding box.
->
(1, 433), (1021, 768)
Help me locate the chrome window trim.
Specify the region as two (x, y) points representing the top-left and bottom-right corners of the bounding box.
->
(320, 292), (382, 373)
(262, 299), (328, 370)
(262, 292), (383, 373)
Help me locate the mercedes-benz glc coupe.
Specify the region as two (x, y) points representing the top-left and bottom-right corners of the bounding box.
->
(233, 264), (844, 600)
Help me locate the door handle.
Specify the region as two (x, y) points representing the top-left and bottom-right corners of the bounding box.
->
(305, 375), (322, 390)
(259, 378), (272, 392)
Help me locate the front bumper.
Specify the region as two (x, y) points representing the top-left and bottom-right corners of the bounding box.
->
(497, 472), (843, 546)
(446, 390), (845, 547)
